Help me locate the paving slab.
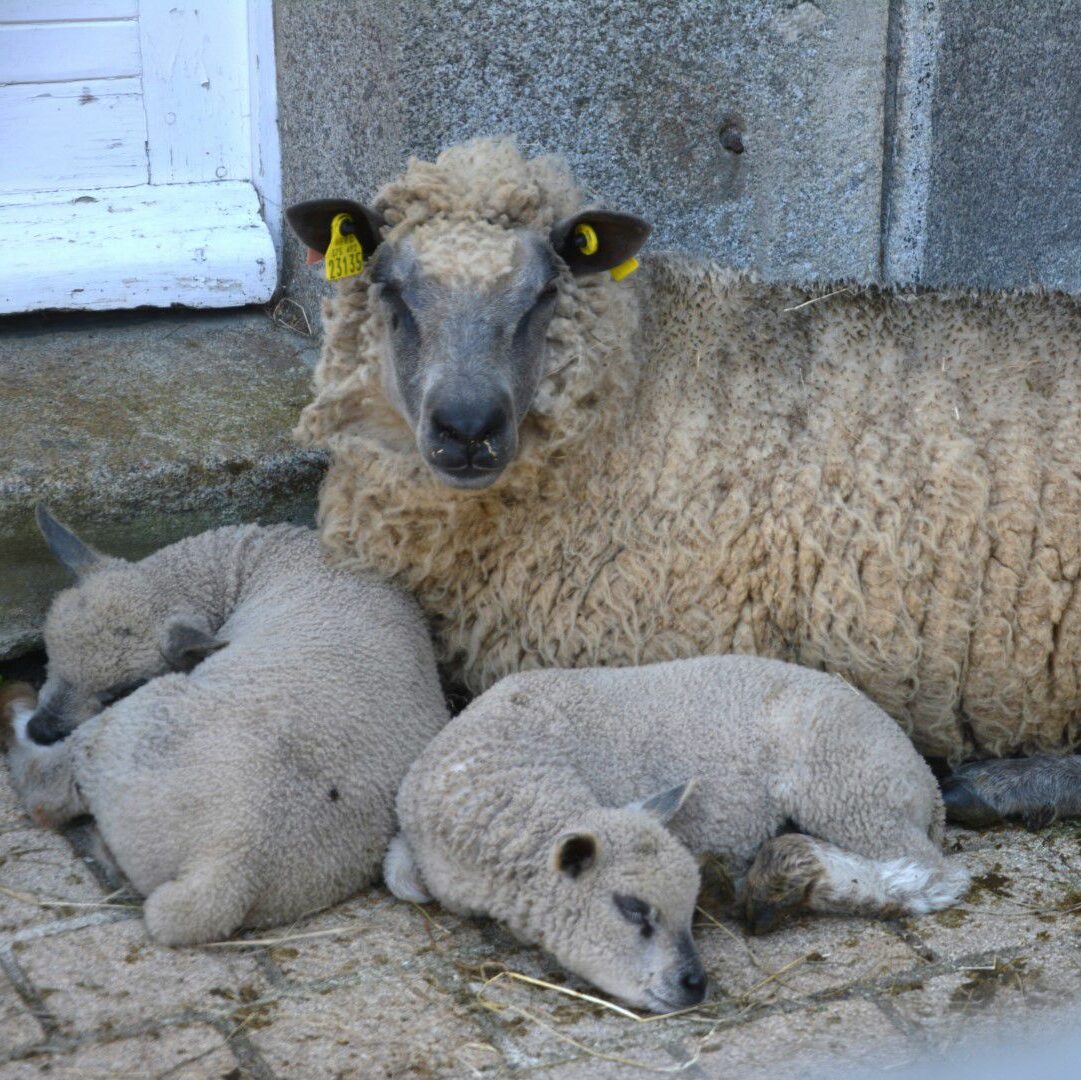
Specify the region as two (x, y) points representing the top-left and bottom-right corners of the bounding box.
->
(1, 748), (1079, 1078)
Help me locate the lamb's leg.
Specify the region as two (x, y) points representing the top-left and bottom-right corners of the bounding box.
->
(942, 756), (1081, 831)
(743, 833), (969, 934)
(383, 835), (431, 903)
(3, 685), (87, 828)
(143, 861), (257, 946)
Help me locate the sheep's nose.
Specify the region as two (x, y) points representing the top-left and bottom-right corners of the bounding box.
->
(430, 398), (507, 448)
(27, 710), (66, 746)
(679, 967), (707, 1004)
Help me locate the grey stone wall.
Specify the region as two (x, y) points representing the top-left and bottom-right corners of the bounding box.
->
(274, 0), (1081, 323)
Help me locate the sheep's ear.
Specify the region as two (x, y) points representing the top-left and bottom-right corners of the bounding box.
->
(285, 199), (386, 259)
(159, 614), (226, 673)
(628, 779), (697, 825)
(35, 505), (107, 579)
(549, 210), (651, 276)
(552, 832), (600, 879)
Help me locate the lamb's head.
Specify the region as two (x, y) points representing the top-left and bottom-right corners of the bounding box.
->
(26, 508), (224, 746)
(287, 142), (650, 489)
(539, 780), (706, 1013)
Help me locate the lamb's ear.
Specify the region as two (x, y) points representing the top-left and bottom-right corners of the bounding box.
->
(549, 210), (651, 276)
(159, 614), (227, 673)
(35, 505), (107, 579)
(552, 832), (600, 880)
(285, 199), (386, 259)
(628, 779), (698, 826)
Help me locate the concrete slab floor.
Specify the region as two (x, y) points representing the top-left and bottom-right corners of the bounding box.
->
(1, 751), (1077, 1078)
(0, 305), (326, 659)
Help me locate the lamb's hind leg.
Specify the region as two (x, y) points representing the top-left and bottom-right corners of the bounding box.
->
(942, 756), (1081, 831)
(2, 685), (87, 828)
(143, 860), (257, 946)
(743, 833), (969, 935)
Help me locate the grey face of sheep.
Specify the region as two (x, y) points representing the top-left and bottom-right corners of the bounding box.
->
(26, 508), (225, 746)
(546, 781), (706, 1013)
(286, 200), (651, 488)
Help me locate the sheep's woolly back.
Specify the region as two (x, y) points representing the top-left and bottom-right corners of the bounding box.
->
(298, 139), (1081, 762)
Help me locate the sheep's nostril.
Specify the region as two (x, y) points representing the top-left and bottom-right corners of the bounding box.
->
(679, 969), (707, 1002)
(430, 399), (507, 447)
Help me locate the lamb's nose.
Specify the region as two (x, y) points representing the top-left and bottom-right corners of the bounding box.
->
(431, 398), (507, 447)
(679, 968), (707, 1004)
(27, 711), (65, 746)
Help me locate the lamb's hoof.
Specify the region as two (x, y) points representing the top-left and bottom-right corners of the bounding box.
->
(940, 774), (1003, 828)
(744, 896), (800, 936)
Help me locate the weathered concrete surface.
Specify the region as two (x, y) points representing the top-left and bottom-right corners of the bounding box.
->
(0, 309), (325, 659)
(275, 0), (891, 325)
(2, 744), (1078, 1077)
(276, 0), (1081, 307)
(921, 1), (1081, 291)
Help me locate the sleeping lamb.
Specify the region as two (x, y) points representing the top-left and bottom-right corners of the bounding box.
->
(3, 508), (448, 945)
(387, 655), (969, 1012)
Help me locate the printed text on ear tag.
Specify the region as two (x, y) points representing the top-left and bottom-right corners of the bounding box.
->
(324, 212), (365, 281)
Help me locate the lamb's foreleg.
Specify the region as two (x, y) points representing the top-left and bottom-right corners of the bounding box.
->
(2, 684), (87, 828)
(742, 833), (969, 934)
(942, 756), (1081, 831)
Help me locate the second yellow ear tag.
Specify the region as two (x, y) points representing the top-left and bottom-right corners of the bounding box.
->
(324, 212), (365, 282)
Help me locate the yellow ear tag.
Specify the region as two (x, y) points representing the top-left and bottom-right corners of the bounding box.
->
(574, 222), (599, 255)
(610, 257), (639, 282)
(324, 212), (365, 282)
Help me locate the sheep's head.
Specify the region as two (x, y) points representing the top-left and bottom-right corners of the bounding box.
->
(287, 198), (649, 489)
(537, 780), (706, 1013)
(25, 508), (225, 746)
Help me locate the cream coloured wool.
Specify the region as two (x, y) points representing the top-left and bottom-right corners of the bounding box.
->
(388, 655), (968, 1011)
(295, 138), (1081, 762)
(5, 512), (448, 945)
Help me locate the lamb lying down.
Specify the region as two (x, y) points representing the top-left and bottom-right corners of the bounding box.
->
(3, 508), (448, 945)
(387, 655), (970, 1012)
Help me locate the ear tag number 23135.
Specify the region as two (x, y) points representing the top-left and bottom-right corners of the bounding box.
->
(324, 213), (365, 282)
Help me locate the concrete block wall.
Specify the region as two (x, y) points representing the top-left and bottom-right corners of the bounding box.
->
(274, 0), (1081, 323)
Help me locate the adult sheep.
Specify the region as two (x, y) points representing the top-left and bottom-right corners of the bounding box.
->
(287, 138), (1081, 822)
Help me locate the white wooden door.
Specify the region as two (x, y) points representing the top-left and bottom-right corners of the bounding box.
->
(0, 0), (279, 312)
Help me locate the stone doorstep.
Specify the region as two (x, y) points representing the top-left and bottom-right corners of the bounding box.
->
(0, 306), (326, 660)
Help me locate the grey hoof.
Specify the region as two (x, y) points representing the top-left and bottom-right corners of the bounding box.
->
(941, 775), (1003, 828)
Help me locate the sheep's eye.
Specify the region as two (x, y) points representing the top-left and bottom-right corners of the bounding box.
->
(98, 678), (148, 708)
(614, 893), (654, 938)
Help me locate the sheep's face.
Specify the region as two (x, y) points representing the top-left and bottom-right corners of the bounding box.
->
(27, 509), (226, 746)
(543, 810), (705, 1013)
(285, 197), (651, 489)
(371, 221), (558, 489)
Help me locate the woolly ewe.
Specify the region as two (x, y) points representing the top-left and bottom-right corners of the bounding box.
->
(288, 138), (1081, 824)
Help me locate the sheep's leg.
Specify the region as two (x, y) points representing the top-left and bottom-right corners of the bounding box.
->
(3, 685), (87, 829)
(143, 861), (257, 946)
(742, 834), (969, 935)
(942, 756), (1081, 831)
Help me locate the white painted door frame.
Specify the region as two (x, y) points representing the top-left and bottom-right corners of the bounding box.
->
(0, 0), (281, 313)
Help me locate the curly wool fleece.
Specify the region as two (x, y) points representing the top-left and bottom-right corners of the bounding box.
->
(297, 138), (1081, 762)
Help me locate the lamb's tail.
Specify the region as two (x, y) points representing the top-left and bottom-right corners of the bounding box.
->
(745, 833), (969, 933)
(3, 686), (86, 828)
